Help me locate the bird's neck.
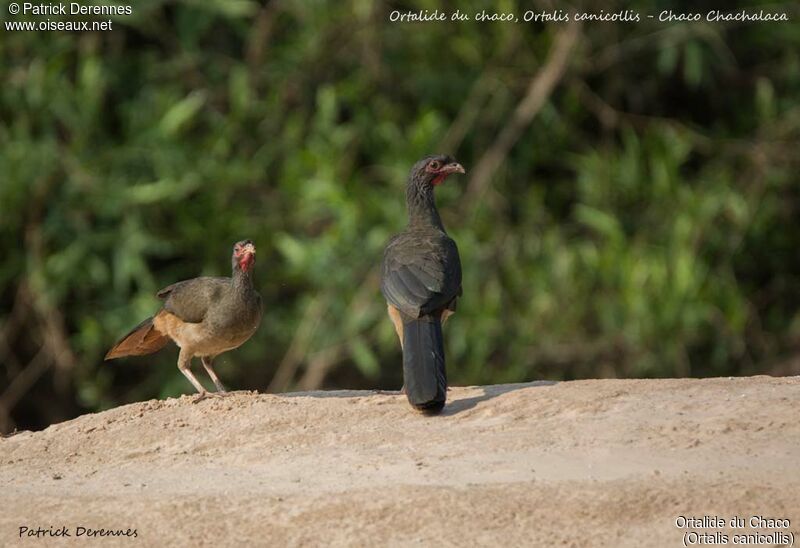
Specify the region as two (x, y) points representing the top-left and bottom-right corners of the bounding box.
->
(231, 265), (255, 297)
(406, 182), (444, 231)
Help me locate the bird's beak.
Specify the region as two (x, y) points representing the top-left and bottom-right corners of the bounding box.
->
(242, 242), (256, 256)
(443, 162), (466, 175)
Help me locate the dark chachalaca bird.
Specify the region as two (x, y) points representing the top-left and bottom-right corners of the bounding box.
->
(381, 155), (465, 413)
(105, 240), (262, 399)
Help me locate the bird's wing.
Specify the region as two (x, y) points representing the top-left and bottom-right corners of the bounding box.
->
(156, 277), (229, 323)
(381, 231), (462, 318)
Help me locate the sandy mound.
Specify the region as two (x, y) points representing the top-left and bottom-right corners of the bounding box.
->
(2, 376), (799, 546)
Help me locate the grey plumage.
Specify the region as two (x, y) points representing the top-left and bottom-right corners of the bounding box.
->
(381, 155), (464, 413)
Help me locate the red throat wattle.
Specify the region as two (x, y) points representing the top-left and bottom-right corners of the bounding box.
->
(432, 174), (448, 186)
(239, 253), (255, 271)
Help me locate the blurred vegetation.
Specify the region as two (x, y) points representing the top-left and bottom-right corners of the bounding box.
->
(2, 0), (800, 433)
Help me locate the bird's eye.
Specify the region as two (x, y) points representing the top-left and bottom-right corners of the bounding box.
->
(429, 161), (440, 170)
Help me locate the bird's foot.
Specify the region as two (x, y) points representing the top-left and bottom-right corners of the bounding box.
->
(192, 391), (227, 404)
(373, 388), (403, 396)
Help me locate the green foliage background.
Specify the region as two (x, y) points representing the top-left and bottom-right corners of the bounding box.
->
(1, 0), (799, 432)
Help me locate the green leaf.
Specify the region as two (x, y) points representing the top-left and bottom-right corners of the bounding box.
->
(159, 91), (207, 137)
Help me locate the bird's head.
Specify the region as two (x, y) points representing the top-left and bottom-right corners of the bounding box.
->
(410, 155), (466, 187)
(232, 239), (256, 272)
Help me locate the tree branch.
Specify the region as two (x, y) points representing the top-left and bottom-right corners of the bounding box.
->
(461, 21), (581, 213)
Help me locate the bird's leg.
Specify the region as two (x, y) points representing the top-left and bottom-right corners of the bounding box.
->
(387, 305), (404, 349)
(177, 349), (207, 396)
(372, 305), (406, 396)
(201, 355), (227, 393)
(441, 308), (454, 326)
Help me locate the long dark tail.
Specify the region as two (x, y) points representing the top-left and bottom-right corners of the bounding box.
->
(402, 315), (447, 414)
(105, 315), (169, 360)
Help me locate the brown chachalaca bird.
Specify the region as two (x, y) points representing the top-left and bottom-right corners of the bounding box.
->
(105, 240), (262, 398)
(381, 155), (465, 413)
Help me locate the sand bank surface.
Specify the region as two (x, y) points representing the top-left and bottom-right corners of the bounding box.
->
(2, 376), (799, 546)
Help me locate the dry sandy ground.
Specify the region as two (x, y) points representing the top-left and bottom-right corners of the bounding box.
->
(2, 376), (799, 547)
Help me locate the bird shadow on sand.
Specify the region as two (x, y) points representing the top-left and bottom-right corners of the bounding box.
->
(280, 389), (392, 399)
(441, 381), (558, 416)
(277, 381), (558, 417)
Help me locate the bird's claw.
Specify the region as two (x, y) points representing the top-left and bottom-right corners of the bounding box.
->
(373, 389), (403, 396)
(192, 391), (227, 404)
